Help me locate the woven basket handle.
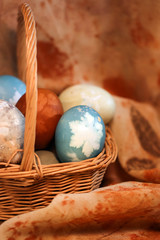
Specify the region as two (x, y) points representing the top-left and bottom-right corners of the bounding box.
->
(17, 3), (37, 171)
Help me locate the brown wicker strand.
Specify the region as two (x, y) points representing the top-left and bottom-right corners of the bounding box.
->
(5, 149), (23, 167)
(17, 3), (38, 171)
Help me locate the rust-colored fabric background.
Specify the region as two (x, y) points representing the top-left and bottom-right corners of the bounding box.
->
(1, 0), (160, 106)
(0, 0), (160, 239)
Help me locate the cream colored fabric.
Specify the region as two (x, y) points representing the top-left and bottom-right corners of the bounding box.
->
(110, 96), (160, 182)
(0, 181), (160, 239)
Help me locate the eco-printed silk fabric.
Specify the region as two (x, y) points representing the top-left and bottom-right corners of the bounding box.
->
(0, 0), (160, 238)
(0, 182), (160, 239)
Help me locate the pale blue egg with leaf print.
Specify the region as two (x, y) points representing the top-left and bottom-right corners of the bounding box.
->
(55, 105), (106, 162)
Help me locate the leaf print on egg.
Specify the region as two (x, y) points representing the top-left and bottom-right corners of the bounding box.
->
(9, 89), (22, 105)
(66, 152), (79, 161)
(81, 91), (101, 110)
(69, 112), (103, 157)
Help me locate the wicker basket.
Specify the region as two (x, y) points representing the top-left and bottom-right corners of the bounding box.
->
(0, 3), (118, 220)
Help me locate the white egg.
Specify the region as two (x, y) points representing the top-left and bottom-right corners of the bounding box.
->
(0, 100), (25, 163)
(36, 150), (59, 165)
(59, 84), (116, 124)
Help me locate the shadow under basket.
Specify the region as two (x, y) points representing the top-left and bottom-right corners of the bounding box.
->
(0, 3), (118, 220)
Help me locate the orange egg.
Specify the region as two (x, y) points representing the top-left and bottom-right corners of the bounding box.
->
(16, 88), (64, 149)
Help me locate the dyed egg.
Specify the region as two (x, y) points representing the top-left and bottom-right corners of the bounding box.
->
(0, 100), (25, 163)
(59, 84), (116, 124)
(35, 150), (59, 165)
(16, 88), (63, 149)
(0, 75), (26, 105)
(55, 105), (106, 163)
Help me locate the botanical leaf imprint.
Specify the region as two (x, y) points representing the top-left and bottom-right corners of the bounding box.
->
(130, 106), (160, 157)
(127, 157), (156, 171)
(69, 112), (103, 157)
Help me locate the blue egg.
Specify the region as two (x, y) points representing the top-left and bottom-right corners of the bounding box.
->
(55, 105), (106, 163)
(0, 75), (26, 105)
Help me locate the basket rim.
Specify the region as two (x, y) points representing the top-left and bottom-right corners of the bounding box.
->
(0, 127), (117, 179)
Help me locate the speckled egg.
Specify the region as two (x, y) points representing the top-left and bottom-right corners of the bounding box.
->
(35, 150), (59, 165)
(59, 84), (116, 124)
(0, 75), (26, 105)
(55, 105), (106, 163)
(0, 100), (25, 163)
(16, 88), (64, 149)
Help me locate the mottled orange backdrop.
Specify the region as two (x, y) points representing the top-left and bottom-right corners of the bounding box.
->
(1, 0), (160, 112)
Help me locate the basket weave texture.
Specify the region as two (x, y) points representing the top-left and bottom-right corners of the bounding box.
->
(0, 3), (118, 220)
